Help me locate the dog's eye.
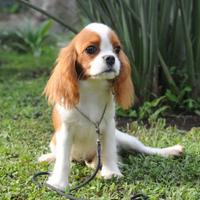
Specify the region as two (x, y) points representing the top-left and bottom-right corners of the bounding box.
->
(114, 46), (121, 54)
(85, 45), (97, 55)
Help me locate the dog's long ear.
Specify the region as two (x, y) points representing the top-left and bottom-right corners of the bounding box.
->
(43, 42), (79, 109)
(113, 51), (134, 110)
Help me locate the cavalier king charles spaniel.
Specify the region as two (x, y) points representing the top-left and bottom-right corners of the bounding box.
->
(39, 23), (183, 191)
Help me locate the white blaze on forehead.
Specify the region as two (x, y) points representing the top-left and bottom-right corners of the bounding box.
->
(85, 23), (113, 50)
(85, 23), (111, 35)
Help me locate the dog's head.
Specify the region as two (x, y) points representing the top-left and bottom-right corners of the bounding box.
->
(44, 23), (134, 109)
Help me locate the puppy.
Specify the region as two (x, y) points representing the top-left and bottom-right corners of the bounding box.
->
(39, 23), (183, 191)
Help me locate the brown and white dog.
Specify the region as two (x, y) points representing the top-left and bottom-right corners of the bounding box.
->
(39, 23), (183, 191)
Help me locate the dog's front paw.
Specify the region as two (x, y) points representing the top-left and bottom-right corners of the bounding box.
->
(101, 166), (123, 179)
(46, 175), (68, 191)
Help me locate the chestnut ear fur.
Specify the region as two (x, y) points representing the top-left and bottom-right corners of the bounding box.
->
(113, 51), (134, 110)
(43, 42), (79, 109)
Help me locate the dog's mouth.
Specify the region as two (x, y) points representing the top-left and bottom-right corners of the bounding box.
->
(90, 71), (118, 80)
(104, 68), (116, 73)
(97, 68), (117, 76)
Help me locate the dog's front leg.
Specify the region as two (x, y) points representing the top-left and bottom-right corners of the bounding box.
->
(47, 124), (72, 191)
(101, 119), (122, 179)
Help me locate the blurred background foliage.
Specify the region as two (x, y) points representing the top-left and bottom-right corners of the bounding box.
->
(0, 0), (200, 119)
(0, 0), (21, 13)
(0, 20), (55, 56)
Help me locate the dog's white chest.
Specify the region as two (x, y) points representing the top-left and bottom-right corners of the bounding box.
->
(56, 103), (114, 161)
(55, 79), (115, 160)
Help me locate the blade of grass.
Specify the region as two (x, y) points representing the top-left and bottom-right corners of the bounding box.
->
(139, 0), (148, 99)
(158, 50), (178, 93)
(147, 0), (158, 96)
(178, 0), (195, 87)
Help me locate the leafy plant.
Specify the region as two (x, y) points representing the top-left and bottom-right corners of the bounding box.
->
(138, 96), (169, 121)
(165, 88), (200, 115)
(116, 96), (168, 121)
(0, 20), (54, 56)
(116, 107), (137, 118)
(165, 87), (191, 107)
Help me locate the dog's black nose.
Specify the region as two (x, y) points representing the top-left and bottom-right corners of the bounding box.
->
(103, 55), (115, 66)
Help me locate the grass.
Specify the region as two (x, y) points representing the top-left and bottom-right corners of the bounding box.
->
(0, 48), (200, 200)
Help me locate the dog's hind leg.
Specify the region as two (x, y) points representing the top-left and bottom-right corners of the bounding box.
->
(85, 156), (97, 169)
(116, 129), (184, 157)
(38, 136), (56, 163)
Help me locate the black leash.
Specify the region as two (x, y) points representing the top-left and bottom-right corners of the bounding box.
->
(32, 103), (148, 200)
(131, 193), (149, 200)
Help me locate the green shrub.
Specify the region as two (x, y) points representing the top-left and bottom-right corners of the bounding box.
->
(0, 20), (54, 56)
(116, 96), (169, 122)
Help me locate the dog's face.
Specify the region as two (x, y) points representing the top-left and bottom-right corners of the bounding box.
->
(75, 23), (121, 80)
(44, 23), (134, 109)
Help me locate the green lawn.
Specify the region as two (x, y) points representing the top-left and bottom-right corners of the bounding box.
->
(0, 49), (200, 200)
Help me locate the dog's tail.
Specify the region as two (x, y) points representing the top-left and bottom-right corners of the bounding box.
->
(115, 129), (183, 157)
